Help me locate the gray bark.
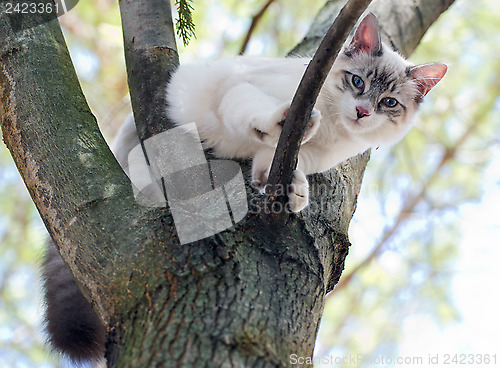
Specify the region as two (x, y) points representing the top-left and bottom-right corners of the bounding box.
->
(119, 0), (179, 140)
(0, 0), (454, 366)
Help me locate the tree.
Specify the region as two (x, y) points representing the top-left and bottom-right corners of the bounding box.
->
(0, 0), (455, 366)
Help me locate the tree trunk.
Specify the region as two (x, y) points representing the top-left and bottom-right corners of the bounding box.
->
(0, 0), (454, 366)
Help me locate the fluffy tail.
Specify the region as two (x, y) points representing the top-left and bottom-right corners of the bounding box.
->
(42, 240), (105, 362)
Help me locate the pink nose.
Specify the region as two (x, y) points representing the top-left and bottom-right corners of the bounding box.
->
(356, 106), (370, 119)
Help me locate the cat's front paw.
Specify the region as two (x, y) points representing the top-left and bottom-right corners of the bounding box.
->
(251, 148), (274, 192)
(252, 102), (321, 147)
(252, 166), (270, 192)
(275, 103), (321, 145)
(251, 102), (289, 147)
(300, 108), (321, 143)
(288, 169), (309, 212)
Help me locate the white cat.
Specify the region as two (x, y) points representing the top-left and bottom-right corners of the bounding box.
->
(114, 13), (446, 212)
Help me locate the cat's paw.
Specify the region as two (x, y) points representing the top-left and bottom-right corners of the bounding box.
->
(275, 103), (322, 145)
(252, 102), (321, 147)
(300, 108), (321, 143)
(250, 102), (289, 147)
(251, 166), (270, 192)
(288, 169), (309, 212)
(251, 149), (275, 192)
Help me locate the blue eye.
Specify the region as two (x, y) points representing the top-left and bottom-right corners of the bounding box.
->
(381, 97), (398, 108)
(352, 75), (365, 90)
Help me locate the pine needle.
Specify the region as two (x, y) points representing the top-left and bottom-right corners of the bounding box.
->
(175, 0), (196, 46)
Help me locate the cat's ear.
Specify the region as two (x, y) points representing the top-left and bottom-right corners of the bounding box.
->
(346, 13), (382, 56)
(409, 63), (448, 99)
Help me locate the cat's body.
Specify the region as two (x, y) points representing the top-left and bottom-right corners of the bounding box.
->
(43, 14), (446, 363)
(117, 14), (446, 211)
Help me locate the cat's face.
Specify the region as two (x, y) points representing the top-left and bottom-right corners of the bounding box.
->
(335, 49), (420, 143)
(325, 13), (447, 145)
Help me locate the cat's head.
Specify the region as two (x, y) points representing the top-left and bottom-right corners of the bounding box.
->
(327, 13), (447, 145)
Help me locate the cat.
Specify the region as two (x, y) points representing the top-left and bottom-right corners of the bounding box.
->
(115, 13), (446, 212)
(43, 13), (446, 363)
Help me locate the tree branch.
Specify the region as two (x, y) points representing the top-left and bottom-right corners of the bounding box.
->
(119, 0), (179, 141)
(265, 0), (373, 212)
(239, 0), (277, 55)
(0, 1), (144, 326)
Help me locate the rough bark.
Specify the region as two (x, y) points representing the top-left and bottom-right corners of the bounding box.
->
(0, 0), (454, 367)
(0, 2), (141, 329)
(119, 0), (179, 140)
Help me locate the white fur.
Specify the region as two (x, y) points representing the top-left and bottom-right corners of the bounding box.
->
(163, 55), (417, 211)
(114, 16), (445, 212)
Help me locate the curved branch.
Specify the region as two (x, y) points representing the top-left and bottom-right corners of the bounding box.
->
(265, 0), (373, 212)
(239, 0), (277, 55)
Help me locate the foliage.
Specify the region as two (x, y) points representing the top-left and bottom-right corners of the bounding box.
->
(179, 0), (325, 60)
